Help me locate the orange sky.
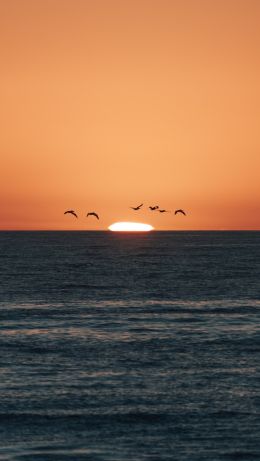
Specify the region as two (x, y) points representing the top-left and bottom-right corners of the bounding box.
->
(0, 0), (259, 230)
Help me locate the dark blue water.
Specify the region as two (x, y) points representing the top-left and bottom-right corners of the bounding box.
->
(0, 231), (259, 460)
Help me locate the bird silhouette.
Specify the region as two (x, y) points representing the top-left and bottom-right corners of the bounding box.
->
(175, 209), (186, 216)
(158, 209), (169, 213)
(130, 203), (143, 210)
(149, 206), (159, 210)
(64, 210), (78, 218)
(87, 212), (99, 220)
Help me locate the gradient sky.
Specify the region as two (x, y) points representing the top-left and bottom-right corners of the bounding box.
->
(1, 0), (259, 230)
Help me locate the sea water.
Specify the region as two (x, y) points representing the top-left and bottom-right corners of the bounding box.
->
(0, 231), (259, 460)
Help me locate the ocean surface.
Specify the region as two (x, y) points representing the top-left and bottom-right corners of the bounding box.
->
(0, 231), (259, 461)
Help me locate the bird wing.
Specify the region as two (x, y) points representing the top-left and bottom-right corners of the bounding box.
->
(64, 210), (77, 218)
(87, 212), (99, 219)
(138, 204), (143, 208)
(175, 209), (186, 215)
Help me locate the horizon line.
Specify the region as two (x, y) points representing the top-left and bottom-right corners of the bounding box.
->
(0, 229), (259, 232)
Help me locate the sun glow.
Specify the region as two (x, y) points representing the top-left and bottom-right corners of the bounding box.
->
(108, 222), (154, 232)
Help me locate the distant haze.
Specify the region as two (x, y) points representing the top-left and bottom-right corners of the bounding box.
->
(0, 0), (259, 230)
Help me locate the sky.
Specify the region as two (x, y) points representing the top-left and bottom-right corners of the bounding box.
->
(0, 0), (259, 230)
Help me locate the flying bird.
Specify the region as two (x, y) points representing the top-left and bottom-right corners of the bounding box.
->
(175, 209), (186, 216)
(158, 209), (169, 213)
(87, 212), (99, 220)
(149, 206), (159, 210)
(130, 203), (143, 211)
(64, 210), (78, 218)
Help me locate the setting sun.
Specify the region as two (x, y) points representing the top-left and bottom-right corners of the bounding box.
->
(108, 222), (154, 232)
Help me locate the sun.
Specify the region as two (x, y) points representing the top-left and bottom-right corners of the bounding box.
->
(108, 222), (154, 232)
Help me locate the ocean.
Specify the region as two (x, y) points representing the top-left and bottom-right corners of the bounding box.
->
(0, 231), (259, 460)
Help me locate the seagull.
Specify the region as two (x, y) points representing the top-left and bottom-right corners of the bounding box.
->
(64, 210), (78, 218)
(158, 209), (169, 213)
(149, 206), (159, 210)
(175, 209), (186, 216)
(130, 203), (143, 211)
(87, 212), (99, 220)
